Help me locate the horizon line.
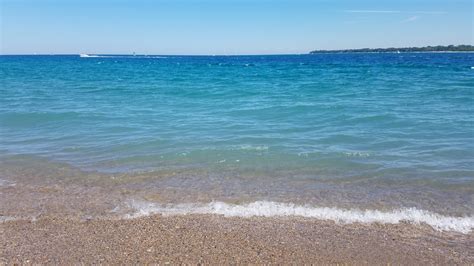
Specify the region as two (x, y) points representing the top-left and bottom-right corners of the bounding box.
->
(1, 44), (472, 57)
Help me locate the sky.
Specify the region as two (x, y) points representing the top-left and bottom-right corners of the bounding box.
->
(1, 0), (473, 55)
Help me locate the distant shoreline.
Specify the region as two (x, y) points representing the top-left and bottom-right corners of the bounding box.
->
(310, 45), (474, 54)
(2, 48), (474, 57)
(309, 51), (474, 54)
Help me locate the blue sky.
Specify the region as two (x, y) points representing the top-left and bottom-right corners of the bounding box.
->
(1, 0), (472, 55)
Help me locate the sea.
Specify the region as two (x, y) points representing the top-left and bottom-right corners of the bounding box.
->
(1, 53), (473, 233)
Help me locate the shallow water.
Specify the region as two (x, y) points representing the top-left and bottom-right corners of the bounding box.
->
(1, 54), (473, 229)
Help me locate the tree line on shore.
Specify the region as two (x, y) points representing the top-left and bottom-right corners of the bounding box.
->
(310, 45), (474, 53)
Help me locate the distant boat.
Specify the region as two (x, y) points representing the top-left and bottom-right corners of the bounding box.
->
(80, 54), (99, 58)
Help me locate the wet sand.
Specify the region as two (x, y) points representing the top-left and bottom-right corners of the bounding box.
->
(1, 160), (473, 264)
(1, 215), (473, 264)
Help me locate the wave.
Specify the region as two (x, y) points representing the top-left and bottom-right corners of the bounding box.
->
(234, 145), (269, 151)
(79, 54), (167, 59)
(125, 200), (474, 234)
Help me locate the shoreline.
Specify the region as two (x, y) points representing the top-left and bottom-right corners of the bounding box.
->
(2, 214), (473, 264)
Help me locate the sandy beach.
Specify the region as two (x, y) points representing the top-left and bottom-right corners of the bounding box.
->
(1, 214), (473, 264)
(1, 157), (473, 264)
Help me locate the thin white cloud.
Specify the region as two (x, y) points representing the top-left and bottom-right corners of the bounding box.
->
(344, 10), (400, 13)
(401, 16), (420, 23)
(343, 10), (446, 15)
(413, 11), (446, 15)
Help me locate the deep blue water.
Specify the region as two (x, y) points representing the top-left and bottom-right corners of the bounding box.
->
(1, 53), (473, 214)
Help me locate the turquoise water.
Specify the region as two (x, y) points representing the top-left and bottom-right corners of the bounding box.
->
(1, 54), (473, 217)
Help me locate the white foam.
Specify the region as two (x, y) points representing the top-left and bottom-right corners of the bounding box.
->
(344, 151), (370, 157)
(125, 200), (474, 234)
(0, 216), (16, 222)
(0, 178), (15, 187)
(236, 145), (269, 151)
(0, 215), (34, 223)
(79, 54), (167, 59)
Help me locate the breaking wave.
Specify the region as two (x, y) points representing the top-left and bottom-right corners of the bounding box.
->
(79, 54), (167, 59)
(125, 200), (474, 234)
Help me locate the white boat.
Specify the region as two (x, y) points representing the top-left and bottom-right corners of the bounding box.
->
(79, 54), (100, 58)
